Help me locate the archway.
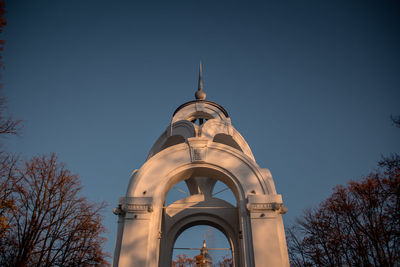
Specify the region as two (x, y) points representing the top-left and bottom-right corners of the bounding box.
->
(113, 79), (289, 266)
(160, 170), (242, 266)
(172, 225), (233, 266)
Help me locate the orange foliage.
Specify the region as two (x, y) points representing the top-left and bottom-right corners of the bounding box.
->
(287, 156), (400, 267)
(0, 154), (110, 266)
(172, 253), (195, 267)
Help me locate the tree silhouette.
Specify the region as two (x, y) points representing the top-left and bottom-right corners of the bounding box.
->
(0, 2), (109, 265)
(0, 154), (110, 266)
(287, 157), (400, 267)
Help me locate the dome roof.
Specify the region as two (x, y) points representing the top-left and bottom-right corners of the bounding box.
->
(146, 63), (255, 161)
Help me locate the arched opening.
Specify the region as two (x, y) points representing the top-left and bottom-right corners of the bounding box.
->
(172, 225), (233, 266)
(213, 133), (243, 152)
(186, 111), (214, 126)
(164, 177), (237, 207)
(160, 167), (242, 266)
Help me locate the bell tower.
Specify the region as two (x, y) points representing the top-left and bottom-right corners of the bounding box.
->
(113, 64), (290, 267)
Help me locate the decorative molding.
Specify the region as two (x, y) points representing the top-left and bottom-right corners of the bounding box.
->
(187, 137), (209, 162)
(246, 194), (286, 214)
(247, 202), (287, 214)
(247, 202), (276, 212)
(123, 204), (153, 212)
(118, 197), (153, 213)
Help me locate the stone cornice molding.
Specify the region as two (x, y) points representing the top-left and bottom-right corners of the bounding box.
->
(118, 197), (153, 213)
(247, 194), (287, 215)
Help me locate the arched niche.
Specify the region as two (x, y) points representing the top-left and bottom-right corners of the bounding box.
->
(200, 120), (255, 161)
(213, 133), (243, 152)
(147, 121), (195, 159)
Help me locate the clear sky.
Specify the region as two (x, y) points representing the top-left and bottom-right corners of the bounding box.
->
(3, 0), (400, 263)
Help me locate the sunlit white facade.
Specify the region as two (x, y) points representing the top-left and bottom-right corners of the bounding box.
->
(113, 65), (290, 266)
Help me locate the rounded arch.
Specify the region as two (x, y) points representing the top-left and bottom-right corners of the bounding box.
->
(147, 120), (195, 159)
(164, 214), (240, 267)
(171, 216), (234, 248)
(125, 143), (275, 266)
(172, 224), (233, 266)
(128, 142), (275, 201)
(200, 119), (255, 161)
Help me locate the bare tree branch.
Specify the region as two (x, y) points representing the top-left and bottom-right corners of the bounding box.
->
(287, 159), (400, 267)
(0, 154), (110, 266)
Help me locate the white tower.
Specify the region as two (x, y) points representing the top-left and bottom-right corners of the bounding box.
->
(113, 64), (290, 267)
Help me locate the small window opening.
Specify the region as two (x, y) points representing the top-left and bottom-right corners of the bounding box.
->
(191, 118), (207, 125)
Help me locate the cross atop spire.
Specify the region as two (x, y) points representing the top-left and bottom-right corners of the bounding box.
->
(195, 61), (206, 100)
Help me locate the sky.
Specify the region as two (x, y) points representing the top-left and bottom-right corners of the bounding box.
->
(3, 0), (400, 263)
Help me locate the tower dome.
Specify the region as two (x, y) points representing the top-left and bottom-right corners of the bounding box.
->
(147, 64), (255, 161)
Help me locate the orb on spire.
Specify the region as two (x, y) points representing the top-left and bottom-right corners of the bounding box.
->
(195, 61), (206, 100)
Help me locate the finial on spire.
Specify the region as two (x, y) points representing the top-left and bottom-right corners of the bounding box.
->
(195, 61), (206, 100)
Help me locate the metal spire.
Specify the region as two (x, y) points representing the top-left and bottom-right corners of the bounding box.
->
(195, 61), (206, 100)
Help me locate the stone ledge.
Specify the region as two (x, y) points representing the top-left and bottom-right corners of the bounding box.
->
(118, 197), (153, 213)
(246, 194), (287, 214)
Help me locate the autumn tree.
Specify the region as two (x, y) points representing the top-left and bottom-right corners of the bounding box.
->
(0, 150), (17, 241)
(217, 254), (233, 267)
(287, 157), (400, 267)
(0, 95), (20, 239)
(172, 253), (195, 267)
(0, 2), (109, 265)
(0, 154), (110, 266)
(0, 0), (20, 241)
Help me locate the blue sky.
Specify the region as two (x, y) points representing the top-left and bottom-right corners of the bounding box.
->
(3, 0), (400, 262)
